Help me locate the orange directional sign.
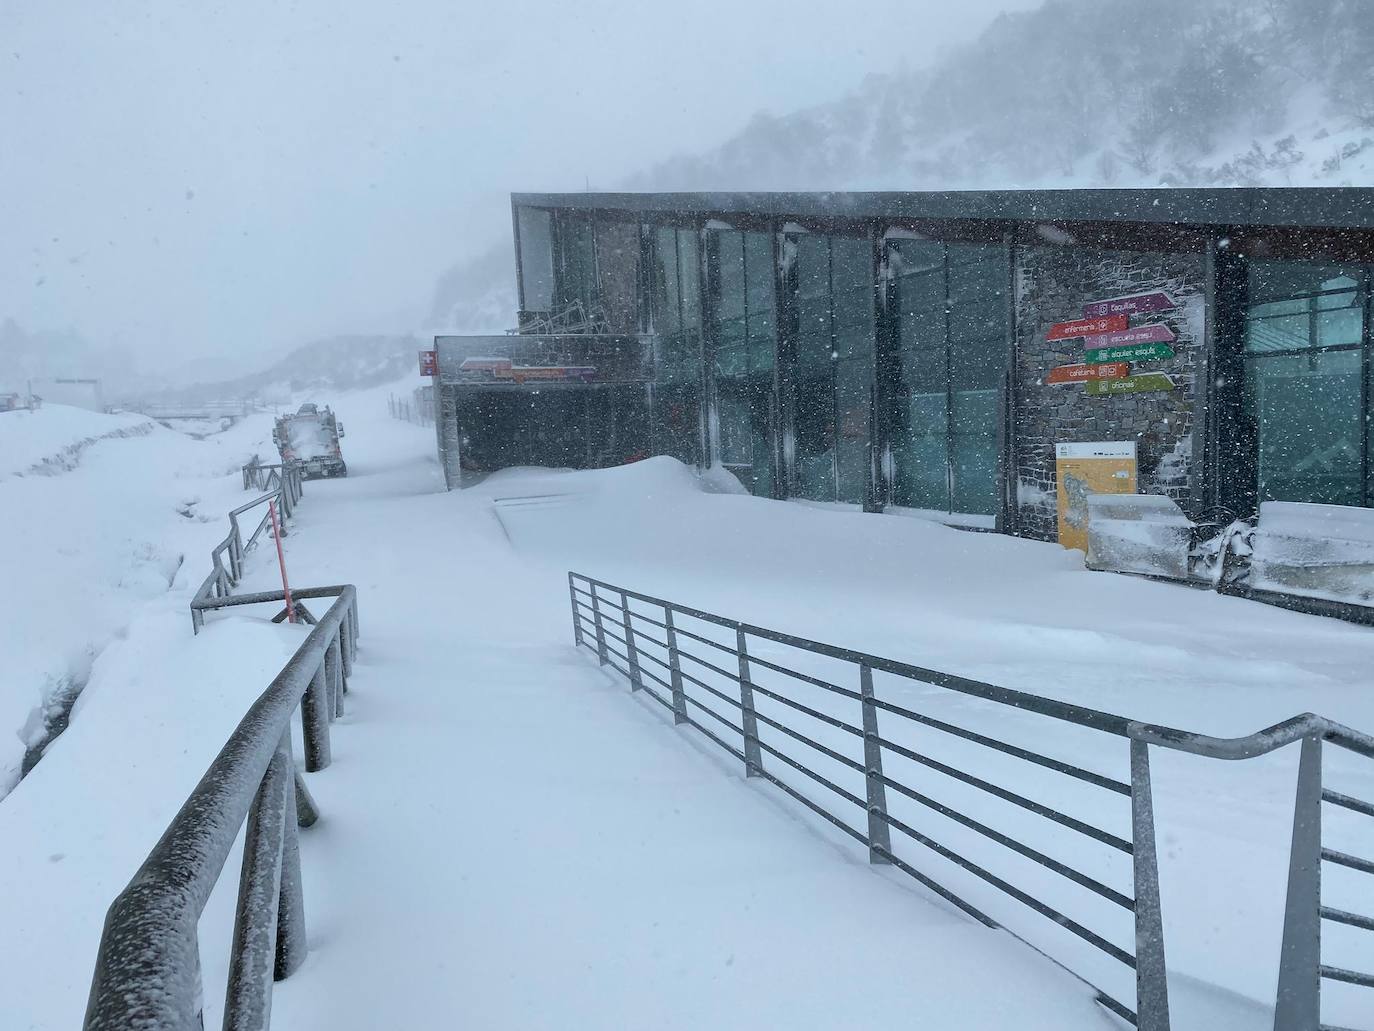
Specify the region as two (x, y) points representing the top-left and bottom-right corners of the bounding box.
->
(1046, 361), (1131, 385)
(1047, 314), (1128, 341)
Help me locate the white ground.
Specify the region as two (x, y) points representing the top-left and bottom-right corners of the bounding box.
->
(1, 381), (1373, 1029)
(0, 403), (283, 793)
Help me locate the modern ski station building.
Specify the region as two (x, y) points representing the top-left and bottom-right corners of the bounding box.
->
(428, 187), (1374, 607)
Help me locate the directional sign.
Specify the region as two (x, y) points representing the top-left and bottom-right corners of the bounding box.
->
(1046, 361), (1131, 385)
(1047, 314), (1128, 342)
(1085, 373), (1175, 396)
(1085, 342), (1176, 364)
(1083, 292), (1178, 320)
(1082, 323), (1177, 349)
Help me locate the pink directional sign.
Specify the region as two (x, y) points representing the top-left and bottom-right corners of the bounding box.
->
(1082, 323), (1177, 348)
(1083, 292), (1177, 320)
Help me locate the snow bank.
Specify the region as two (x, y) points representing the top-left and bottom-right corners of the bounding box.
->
(0, 614), (306, 1031)
(0, 404), (153, 479)
(0, 403), (282, 793)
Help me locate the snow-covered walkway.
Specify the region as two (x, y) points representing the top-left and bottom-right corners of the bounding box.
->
(6, 383), (1374, 1028)
(241, 425), (1108, 1030)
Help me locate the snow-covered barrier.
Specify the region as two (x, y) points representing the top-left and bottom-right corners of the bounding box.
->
(84, 586), (359, 1031)
(1251, 502), (1374, 606)
(1085, 494), (1194, 581)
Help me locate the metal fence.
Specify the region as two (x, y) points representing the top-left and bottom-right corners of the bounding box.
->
(388, 389), (434, 427)
(191, 461), (305, 632)
(84, 583), (358, 1030)
(569, 571), (1374, 1030)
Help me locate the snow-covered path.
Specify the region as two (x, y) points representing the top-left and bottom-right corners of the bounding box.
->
(6, 382), (1374, 1028)
(239, 421), (1109, 1030)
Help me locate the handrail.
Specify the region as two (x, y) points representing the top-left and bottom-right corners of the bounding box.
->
(578, 574), (1374, 762)
(192, 461), (304, 632)
(569, 571), (1374, 1031)
(1130, 713), (1374, 761)
(85, 585), (359, 1030)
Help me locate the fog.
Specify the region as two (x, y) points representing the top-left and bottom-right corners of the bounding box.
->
(0, 0), (1033, 378)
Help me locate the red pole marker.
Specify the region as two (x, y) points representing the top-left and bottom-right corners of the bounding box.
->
(268, 499), (295, 624)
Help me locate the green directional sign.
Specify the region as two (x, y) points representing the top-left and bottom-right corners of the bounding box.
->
(1084, 342), (1175, 365)
(1086, 373), (1175, 396)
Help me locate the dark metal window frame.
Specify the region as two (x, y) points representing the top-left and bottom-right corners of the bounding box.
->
(1237, 261), (1374, 511)
(782, 227), (880, 509)
(702, 223), (784, 498)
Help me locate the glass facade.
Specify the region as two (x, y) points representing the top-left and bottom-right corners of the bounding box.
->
(1245, 261), (1372, 507)
(708, 229), (776, 496)
(889, 239), (1009, 517)
(516, 207), (554, 312)
(793, 234), (875, 504)
(553, 212), (598, 313)
(651, 225), (705, 465)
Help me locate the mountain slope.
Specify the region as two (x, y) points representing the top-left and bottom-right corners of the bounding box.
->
(626, 0), (1374, 192)
(428, 0), (1373, 331)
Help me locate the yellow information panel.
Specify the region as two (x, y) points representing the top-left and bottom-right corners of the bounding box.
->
(1055, 441), (1138, 552)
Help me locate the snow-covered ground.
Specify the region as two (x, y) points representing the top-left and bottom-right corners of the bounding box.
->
(2, 381), (1373, 1028)
(0, 403), (281, 793)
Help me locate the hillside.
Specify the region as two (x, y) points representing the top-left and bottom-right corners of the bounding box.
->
(626, 0), (1374, 193)
(428, 0), (1374, 329)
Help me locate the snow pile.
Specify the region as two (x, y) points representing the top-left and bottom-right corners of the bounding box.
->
(0, 614), (305, 1031)
(0, 403), (281, 793)
(0, 404), (152, 479)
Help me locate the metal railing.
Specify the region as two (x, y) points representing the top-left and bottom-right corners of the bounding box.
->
(192, 461), (305, 632)
(85, 584), (359, 1030)
(569, 571), (1374, 1031)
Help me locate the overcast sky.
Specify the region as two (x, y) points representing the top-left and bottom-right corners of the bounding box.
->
(1, 0), (1035, 375)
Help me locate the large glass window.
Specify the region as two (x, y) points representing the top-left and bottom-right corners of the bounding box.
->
(554, 213), (597, 313)
(1244, 261), (1371, 507)
(516, 207), (554, 312)
(651, 226), (704, 465)
(889, 239), (1009, 518)
(709, 229), (776, 496)
(593, 219), (639, 334)
(791, 234), (876, 504)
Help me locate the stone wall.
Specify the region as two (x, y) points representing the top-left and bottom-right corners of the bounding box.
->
(1012, 244), (1207, 540)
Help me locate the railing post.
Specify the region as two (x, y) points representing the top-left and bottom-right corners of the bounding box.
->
(859, 664), (892, 864)
(664, 608), (689, 725)
(339, 619), (353, 681)
(223, 732), (291, 1029)
(1274, 735), (1323, 1031)
(301, 664), (332, 772)
(275, 733), (307, 981)
(736, 626), (763, 777)
(1130, 739), (1171, 1031)
(325, 633), (342, 718)
(590, 584), (609, 666)
(228, 516), (242, 582)
(621, 591), (642, 691)
(569, 573), (583, 647)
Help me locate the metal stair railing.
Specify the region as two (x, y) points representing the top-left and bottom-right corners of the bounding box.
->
(568, 571), (1374, 1031)
(193, 461), (305, 632)
(84, 584), (359, 1031)
(512, 298), (611, 335)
